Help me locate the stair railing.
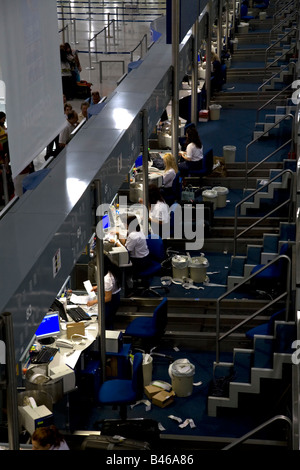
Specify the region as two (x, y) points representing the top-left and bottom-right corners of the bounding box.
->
(264, 27), (297, 67)
(269, 10), (298, 42)
(222, 415), (292, 450)
(215, 253), (291, 363)
(265, 43), (297, 75)
(257, 62), (296, 122)
(235, 169), (295, 257)
(246, 113), (295, 189)
(272, 0), (295, 24)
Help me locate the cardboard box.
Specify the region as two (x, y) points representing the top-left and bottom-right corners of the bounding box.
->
(152, 390), (175, 408)
(105, 330), (123, 353)
(66, 321), (85, 339)
(144, 384), (163, 400)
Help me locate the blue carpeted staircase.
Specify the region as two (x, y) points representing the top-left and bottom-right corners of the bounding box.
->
(207, 319), (296, 416)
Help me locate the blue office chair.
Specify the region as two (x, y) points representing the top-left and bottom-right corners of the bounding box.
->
(245, 309), (286, 339)
(161, 172), (183, 206)
(125, 297), (170, 356)
(180, 148), (214, 182)
(135, 235), (168, 297)
(250, 243), (290, 294)
(240, 2), (255, 19)
(98, 352), (143, 420)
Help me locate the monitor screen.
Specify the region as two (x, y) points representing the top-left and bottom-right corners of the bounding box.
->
(102, 212), (110, 231)
(35, 312), (61, 341)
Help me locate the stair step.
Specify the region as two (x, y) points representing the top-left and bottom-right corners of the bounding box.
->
(263, 233), (279, 255)
(274, 321), (297, 353)
(279, 221), (296, 241)
(253, 336), (274, 368)
(247, 245), (263, 265)
(229, 256), (246, 277)
(232, 349), (253, 383)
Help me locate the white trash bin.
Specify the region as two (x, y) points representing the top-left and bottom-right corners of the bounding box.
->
(209, 104), (222, 121)
(172, 255), (189, 279)
(131, 353), (153, 386)
(189, 256), (209, 283)
(202, 189), (218, 210)
(230, 38), (239, 51)
(238, 22), (249, 34)
(223, 145), (236, 163)
(168, 359), (195, 397)
(212, 186), (229, 208)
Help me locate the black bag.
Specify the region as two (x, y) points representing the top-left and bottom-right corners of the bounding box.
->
(96, 418), (160, 446)
(81, 435), (151, 451)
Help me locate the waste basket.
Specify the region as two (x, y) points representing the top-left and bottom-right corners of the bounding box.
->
(223, 145), (236, 163)
(172, 255), (189, 279)
(168, 359), (195, 397)
(209, 104), (222, 121)
(189, 256), (209, 283)
(202, 189), (218, 210)
(212, 186), (229, 208)
(131, 353), (153, 386)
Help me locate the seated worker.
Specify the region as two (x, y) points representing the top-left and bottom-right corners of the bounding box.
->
(31, 425), (69, 451)
(179, 122), (196, 151)
(178, 126), (203, 176)
(148, 183), (170, 237)
(86, 254), (121, 329)
(115, 214), (152, 272)
(78, 101), (90, 123)
(58, 110), (78, 151)
(211, 52), (223, 94)
(162, 153), (178, 188)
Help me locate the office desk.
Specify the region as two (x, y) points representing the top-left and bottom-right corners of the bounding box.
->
(26, 317), (99, 395)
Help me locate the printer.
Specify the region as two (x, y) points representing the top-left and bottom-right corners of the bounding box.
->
(19, 403), (53, 435)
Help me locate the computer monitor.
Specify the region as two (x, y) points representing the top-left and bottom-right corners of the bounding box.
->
(102, 212), (111, 231)
(35, 312), (61, 345)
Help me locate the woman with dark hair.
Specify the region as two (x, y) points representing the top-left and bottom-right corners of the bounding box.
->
(178, 127), (204, 175)
(64, 42), (82, 82)
(87, 254), (121, 329)
(60, 44), (75, 100)
(31, 425), (69, 450)
(148, 184), (169, 236)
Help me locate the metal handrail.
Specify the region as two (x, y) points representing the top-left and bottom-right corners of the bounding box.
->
(234, 169), (294, 255)
(265, 26), (297, 62)
(216, 254), (291, 363)
(269, 10), (298, 40)
(273, 0), (295, 22)
(222, 415), (292, 450)
(246, 113), (295, 188)
(130, 33), (148, 61)
(246, 140), (292, 179)
(256, 63), (296, 122)
(265, 43), (297, 73)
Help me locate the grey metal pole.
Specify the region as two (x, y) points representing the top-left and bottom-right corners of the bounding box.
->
(206, 1), (212, 108)
(191, 20), (199, 125)
(1, 165), (9, 206)
(142, 109), (149, 235)
(2, 312), (19, 450)
(217, 0), (223, 57)
(171, 0), (180, 159)
(94, 180), (106, 384)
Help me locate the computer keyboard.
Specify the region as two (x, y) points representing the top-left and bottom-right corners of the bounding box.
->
(31, 347), (59, 364)
(67, 306), (92, 322)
